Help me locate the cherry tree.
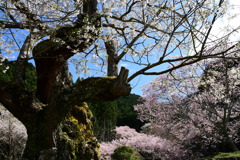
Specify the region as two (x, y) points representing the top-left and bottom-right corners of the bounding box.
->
(0, 0), (239, 159)
(135, 57), (240, 156)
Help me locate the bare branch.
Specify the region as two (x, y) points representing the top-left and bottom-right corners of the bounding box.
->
(128, 43), (239, 82)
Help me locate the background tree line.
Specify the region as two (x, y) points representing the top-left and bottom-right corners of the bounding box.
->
(89, 93), (144, 142)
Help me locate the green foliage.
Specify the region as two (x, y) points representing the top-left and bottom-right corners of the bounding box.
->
(111, 146), (145, 160)
(204, 151), (240, 159)
(89, 94), (145, 142)
(89, 94), (144, 142)
(0, 60), (37, 91)
(116, 94), (144, 132)
(90, 101), (118, 142)
(24, 64), (37, 90)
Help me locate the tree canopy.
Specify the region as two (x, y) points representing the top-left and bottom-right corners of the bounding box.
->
(1, 0), (239, 80)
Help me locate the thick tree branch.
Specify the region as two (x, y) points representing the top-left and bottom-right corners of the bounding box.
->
(14, 34), (39, 84)
(0, 21), (29, 29)
(65, 67), (131, 105)
(0, 80), (44, 124)
(33, 0), (100, 103)
(33, 40), (76, 103)
(105, 40), (119, 76)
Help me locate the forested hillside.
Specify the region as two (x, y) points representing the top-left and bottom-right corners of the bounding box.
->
(90, 94), (144, 142)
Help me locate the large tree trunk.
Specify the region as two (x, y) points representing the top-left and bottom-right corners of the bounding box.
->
(23, 103), (100, 160)
(0, 1), (132, 158)
(221, 122), (238, 152)
(0, 65), (130, 159)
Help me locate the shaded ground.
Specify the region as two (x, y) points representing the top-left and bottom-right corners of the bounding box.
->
(204, 151), (240, 160)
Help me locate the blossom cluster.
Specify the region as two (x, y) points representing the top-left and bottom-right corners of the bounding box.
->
(100, 126), (185, 160)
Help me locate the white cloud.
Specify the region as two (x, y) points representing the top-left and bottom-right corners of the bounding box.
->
(120, 63), (129, 67)
(211, 0), (240, 42)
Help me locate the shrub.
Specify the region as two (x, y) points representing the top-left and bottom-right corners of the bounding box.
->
(111, 146), (144, 160)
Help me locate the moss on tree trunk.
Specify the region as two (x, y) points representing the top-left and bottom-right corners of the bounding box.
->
(56, 103), (100, 160)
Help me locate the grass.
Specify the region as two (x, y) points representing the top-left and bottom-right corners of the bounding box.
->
(203, 151), (240, 159)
